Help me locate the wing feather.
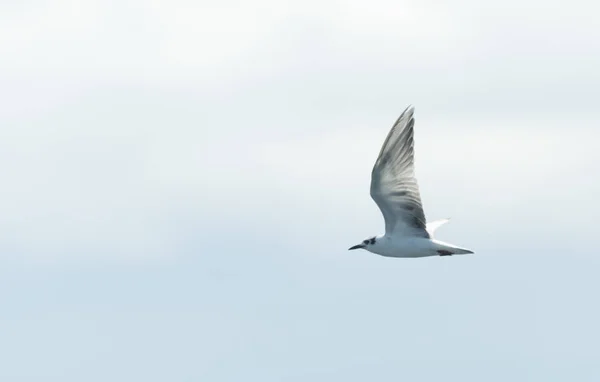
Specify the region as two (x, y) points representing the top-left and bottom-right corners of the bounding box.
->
(370, 106), (429, 238)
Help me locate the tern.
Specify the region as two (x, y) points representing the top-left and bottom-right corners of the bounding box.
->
(349, 106), (474, 258)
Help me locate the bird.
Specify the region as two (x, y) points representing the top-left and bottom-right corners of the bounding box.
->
(348, 106), (474, 258)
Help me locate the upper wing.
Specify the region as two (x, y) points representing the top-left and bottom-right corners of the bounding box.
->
(369, 106), (429, 238)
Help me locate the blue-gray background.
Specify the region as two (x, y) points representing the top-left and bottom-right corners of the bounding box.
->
(2, 1), (599, 380)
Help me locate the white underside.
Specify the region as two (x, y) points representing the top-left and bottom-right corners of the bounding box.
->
(366, 235), (472, 258)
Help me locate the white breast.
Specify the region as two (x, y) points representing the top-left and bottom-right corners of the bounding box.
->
(367, 236), (438, 258)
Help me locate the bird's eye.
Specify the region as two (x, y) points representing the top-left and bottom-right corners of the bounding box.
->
(363, 240), (369, 245)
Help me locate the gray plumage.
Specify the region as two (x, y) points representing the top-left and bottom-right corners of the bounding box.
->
(369, 105), (429, 238)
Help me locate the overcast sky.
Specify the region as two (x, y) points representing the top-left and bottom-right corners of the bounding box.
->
(1, 0), (600, 381)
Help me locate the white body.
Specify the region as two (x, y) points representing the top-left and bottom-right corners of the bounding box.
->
(367, 235), (472, 258)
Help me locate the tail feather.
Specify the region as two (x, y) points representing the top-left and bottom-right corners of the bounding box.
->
(433, 239), (474, 256)
(449, 247), (474, 255)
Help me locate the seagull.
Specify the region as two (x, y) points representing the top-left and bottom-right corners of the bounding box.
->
(348, 106), (474, 258)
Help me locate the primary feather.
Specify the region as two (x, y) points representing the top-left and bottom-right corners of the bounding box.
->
(370, 106), (428, 238)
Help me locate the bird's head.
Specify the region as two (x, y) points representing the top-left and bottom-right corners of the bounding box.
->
(348, 236), (377, 251)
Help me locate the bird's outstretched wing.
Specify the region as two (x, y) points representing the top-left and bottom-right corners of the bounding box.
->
(370, 106), (429, 238)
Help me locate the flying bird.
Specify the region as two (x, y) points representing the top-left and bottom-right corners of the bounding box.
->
(349, 106), (474, 258)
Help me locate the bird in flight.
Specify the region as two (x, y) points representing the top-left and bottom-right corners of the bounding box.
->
(349, 106), (474, 258)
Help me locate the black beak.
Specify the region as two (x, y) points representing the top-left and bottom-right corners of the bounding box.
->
(348, 244), (365, 250)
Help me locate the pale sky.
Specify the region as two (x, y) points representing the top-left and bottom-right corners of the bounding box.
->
(1, 1), (600, 380)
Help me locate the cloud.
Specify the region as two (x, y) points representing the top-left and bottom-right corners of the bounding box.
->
(1, 0), (598, 262)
